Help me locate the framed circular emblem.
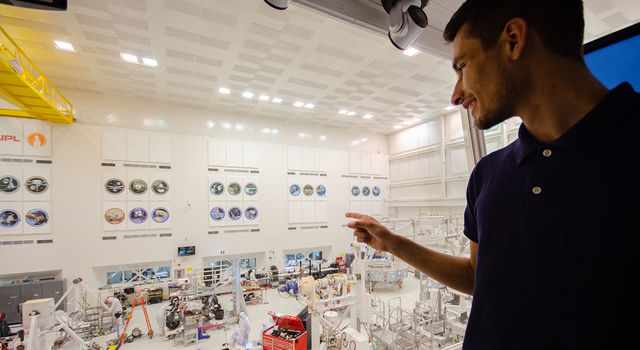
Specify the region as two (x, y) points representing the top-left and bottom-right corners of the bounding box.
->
(129, 207), (148, 224)
(228, 207), (242, 221)
(245, 206), (258, 220)
(210, 182), (224, 195)
(0, 176), (20, 194)
(244, 183), (258, 196)
(129, 179), (148, 194)
(0, 209), (20, 228)
(228, 182), (241, 196)
(210, 207), (225, 221)
(362, 186), (371, 197)
(105, 208), (125, 225)
(351, 186), (360, 197)
(289, 184), (301, 196)
(25, 209), (49, 227)
(105, 178), (125, 194)
(303, 185), (314, 197)
(151, 207), (169, 223)
(151, 180), (169, 195)
(25, 176), (49, 194)
(372, 186), (381, 197)
(316, 185), (327, 197)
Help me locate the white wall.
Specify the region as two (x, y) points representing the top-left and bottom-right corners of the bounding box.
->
(0, 91), (390, 288)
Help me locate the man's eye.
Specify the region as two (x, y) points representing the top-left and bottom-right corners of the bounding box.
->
(456, 63), (466, 72)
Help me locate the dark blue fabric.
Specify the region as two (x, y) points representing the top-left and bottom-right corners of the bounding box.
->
(462, 83), (640, 349)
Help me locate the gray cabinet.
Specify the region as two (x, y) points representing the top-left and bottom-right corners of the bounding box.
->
(0, 285), (21, 324)
(0, 279), (66, 324)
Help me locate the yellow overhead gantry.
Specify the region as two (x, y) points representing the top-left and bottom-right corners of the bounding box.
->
(0, 25), (73, 123)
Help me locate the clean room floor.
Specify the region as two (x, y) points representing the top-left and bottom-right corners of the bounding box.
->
(77, 274), (454, 350)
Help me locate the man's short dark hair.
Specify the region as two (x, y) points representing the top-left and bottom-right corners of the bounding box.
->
(443, 0), (585, 61)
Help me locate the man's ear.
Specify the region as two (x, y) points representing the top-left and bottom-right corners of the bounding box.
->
(501, 17), (527, 60)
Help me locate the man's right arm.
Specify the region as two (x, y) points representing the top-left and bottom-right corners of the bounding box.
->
(347, 212), (476, 295)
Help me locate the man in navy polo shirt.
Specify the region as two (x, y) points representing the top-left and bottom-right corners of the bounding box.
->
(347, 0), (639, 348)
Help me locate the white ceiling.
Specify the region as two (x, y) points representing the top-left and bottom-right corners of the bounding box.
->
(0, 0), (638, 135)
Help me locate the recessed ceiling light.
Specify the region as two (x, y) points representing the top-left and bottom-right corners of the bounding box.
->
(206, 120), (215, 129)
(304, 103), (315, 109)
(445, 105), (456, 111)
(411, 118), (422, 123)
(121, 53), (138, 64)
(272, 97), (283, 104)
(222, 122), (232, 130)
(142, 57), (158, 67)
(242, 91), (254, 99)
(218, 87), (231, 94)
(271, 129), (279, 134)
(394, 125), (402, 129)
(235, 123), (245, 131)
(403, 47), (420, 56)
(361, 138), (368, 142)
(338, 109), (348, 115)
(363, 114), (373, 119)
(319, 135), (327, 141)
(259, 95), (270, 101)
(347, 111), (357, 116)
(293, 101), (305, 107)
(261, 128), (271, 134)
(54, 40), (75, 51)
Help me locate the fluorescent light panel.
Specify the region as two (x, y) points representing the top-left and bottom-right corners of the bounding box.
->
(219, 87), (231, 94)
(121, 53), (138, 63)
(54, 40), (75, 51)
(403, 47), (420, 56)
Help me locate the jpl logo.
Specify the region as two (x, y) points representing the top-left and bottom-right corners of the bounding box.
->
(0, 135), (21, 142)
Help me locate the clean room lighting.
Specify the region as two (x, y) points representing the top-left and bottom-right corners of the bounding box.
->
(445, 105), (456, 111)
(142, 57), (158, 67)
(304, 103), (315, 109)
(361, 138), (368, 142)
(261, 128), (271, 134)
(259, 95), (270, 101)
(218, 87), (231, 94)
(319, 135), (327, 141)
(222, 122), (232, 130)
(206, 121), (215, 129)
(121, 53), (138, 64)
(271, 129), (279, 134)
(242, 91), (254, 99)
(271, 97), (283, 104)
(235, 124), (245, 131)
(347, 111), (357, 116)
(394, 125), (402, 129)
(363, 114), (373, 119)
(411, 117), (422, 123)
(338, 109), (348, 115)
(293, 101), (305, 107)
(403, 47), (420, 56)
(54, 40), (75, 51)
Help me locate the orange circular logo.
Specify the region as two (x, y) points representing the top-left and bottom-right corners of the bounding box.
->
(28, 133), (47, 148)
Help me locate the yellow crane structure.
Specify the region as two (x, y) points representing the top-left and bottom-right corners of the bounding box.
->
(0, 25), (73, 123)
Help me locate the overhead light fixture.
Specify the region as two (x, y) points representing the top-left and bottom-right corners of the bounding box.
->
(394, 125), (402, 129)
(142, 57), (158, 67)
(206, 121), (215, 129)
(271, 97), (283, 104)
(363, 114), (374, 119)
(261, 128), (271, 134)
(347, 111), (357, 116)
(304, 103), (315, 109)
(445, 105), (456, 111)
(319, 135), (327, 141)
(264, 0), (290, 10)
(259, 95), (270, 101)
(383, 0), (429, 51)
(218, 87), (231, 94)
(235, 124), (245, 131)
(403, 47), (420, 56)
(121, 53), (138, 64)
(411, 117), (422, 123)
(242, 91), (254, 99)
(338, 109), (348, 115)
(293, 101), (305, 107)
(222, 122), (232, 130)
(54, 40), (75, 51)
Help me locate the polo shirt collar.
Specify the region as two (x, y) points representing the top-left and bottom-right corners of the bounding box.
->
(513, 82), (636, 165)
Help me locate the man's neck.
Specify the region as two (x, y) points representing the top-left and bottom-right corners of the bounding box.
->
(518, 61), (609, 144)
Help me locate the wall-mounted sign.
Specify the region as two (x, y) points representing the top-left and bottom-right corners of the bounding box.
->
(316, 185), (327, 197)
(289, 184), (301, 196)
(245, 206), (258, 220)
(244, 183), (258, 196)
(210, 182), (224, 195)
(0, 209), (20, 228)
(351, 186), (360, 197)
(210, 207), (225, 221)
(25, 176), (49, 194)
(0, 176), (20, 194)
(25, 209), (48, 227)
(228, 207), (242, 221)
(105, 178), (125, 194)
(228, 182), (241, 196)
(362, 186), (370, 197)
(27, 132), (46, 148)
(151, 180), (169, 195)
(372, 186), (381, 197)
(303, 184), (314, 197)
(129, 179), (148, 194)
(105, 208), (125, 224)
(129, 207), (148, 224)
(152, 207), (169, 223)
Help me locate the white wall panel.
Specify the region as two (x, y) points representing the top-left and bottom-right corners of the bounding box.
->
(301, 147), (315, 171)
(126, 130), (149, 162)
(102, 128), (126, 160)
(0, 118), (23, 155)
(314, 149), (328, 171)
(447, 147), (468, 176)
(445, 111), (464, 140)
(242, 142), (259, 168)
(349, 152), (361, 174)
(149, 132), (171, 163)
(208, 139), (226, 166)
(225, 141), (243, 167)
(446, 180), (467, 199)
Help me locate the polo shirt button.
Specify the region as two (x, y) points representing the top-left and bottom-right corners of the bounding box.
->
(542, 149), (552, 157)
(532, 186), (542, 195)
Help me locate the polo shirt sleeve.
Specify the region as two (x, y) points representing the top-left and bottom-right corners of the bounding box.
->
(464, 167), (479, 243)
